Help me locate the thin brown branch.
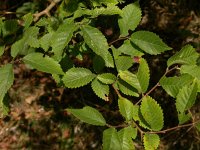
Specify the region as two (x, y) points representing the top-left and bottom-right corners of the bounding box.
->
(112, 84), (122, 98)
(108, 36), (130, 46)
(148, 119), (200, 134)
(135, 65), (179, 105)
(0, 11), (25, 15)
(106, 123), (128, 128)
(33, 0), (61, 22)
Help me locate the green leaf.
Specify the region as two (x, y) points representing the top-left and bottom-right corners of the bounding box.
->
(118, 126), (136, 150)
(97, 73), (116, 84)
(2, 19), (18, 37)
(0, 64), (14, 115)
(117, 79), (139, 97)
(67, 106), (106, 126)
(0, 45), (5, 56)
(92, 0), (118, 6)
(159, 74), (194, 98)
(140, 96), (164, 131)
(167, 45), (199, 67)
(103, 128), (121, 150)
(118, 2), (142, 36)
(180, 65), (200, 80)
(23, 52), (64, 75)
(195, 122), (200, 132)
(22, 13), (33, 29)
(118, 70), (141, 92)
(51, 23), (77, 60)
(136, 58), (150, 93)
(117, 40), (144, 57)
(11, 38), (28, 58)
(178, 112), (191, 124)
(63, 67), (96, 88)
(176, 81), (197, 114)
(91, 78), (109, 100)
(118, 97), (134, 121)
(91, 5), (122, 17)
(39, 32), (53, 51)
(131, 31), (172, 55)
(24, 26), (40, 48)
(93, 55), (105, 73)
(143, 133), (160, 150)
(115, 56), (133, 72)
(82, 25), (114, 67)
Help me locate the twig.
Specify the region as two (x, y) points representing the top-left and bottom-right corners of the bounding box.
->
(0, 11), (25, 15)
(135, 65), (179, 105)
(112, 84), (122, 98)
(108, 36), (130, 46)
(106, 123), (128, 128)
(33, 0), (61, 22)
(148, 119), (200, 134)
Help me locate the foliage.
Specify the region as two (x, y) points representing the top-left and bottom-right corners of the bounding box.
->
(1, 0), (200, 149)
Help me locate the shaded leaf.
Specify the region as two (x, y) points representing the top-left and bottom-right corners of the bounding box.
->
(140, 96), (164, 131)
(23, 52), (64, 75)
(118, 2), (142, 36)
(91, 78), (109, 100)
(67, 106), (106, 126)
(131, 31), (171, 55)
(103, 128), (121, 150)
(40, 32), (53, 51)
(143, 133), (160, 150)
(159, 74), (194, 98)
(82, 25), (114, 67)
(0, 45), (5, 56)
(0, 64), (14, 115)
(178, 112), (191, 125)
(63, 67), (96, 88)
(167, 45), (199, 67)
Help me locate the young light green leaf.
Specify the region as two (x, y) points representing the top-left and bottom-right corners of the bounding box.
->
(118, 70), (141, 92)
(176, 82), (197, 114)
(97, 73), (116, 84)
(118, 97), (134, 121)
(39, 32), (53, 51)
(131, 31), (172, 55)
(82, 25), (114, 67)
(0, 45), (5, 56)
(118, 126), (136, 150)
(24, 26), (40, 48)
(115, 56), (133, 72)
(118, 2), (142, 36)
(91, 78), (109, 101)
(103, 128), (121, 150)
(0, 64), (14, 115)
(140, 96), (164, 131)
(136, 58), (150, 93)
(51, 23), (77, 60)
(67, 106), (106, 126)
(22, 13), (33, 29)
(180, 65), (200, 80)
(159, 74), (194, 98)
(117, 40), (144, 57)
(167, 45), (199, 67)
(117, 79), (139, 97)
(143, 133), (160, 150)
(23, 52), (64, 75)
(63, 67), (96, 88)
